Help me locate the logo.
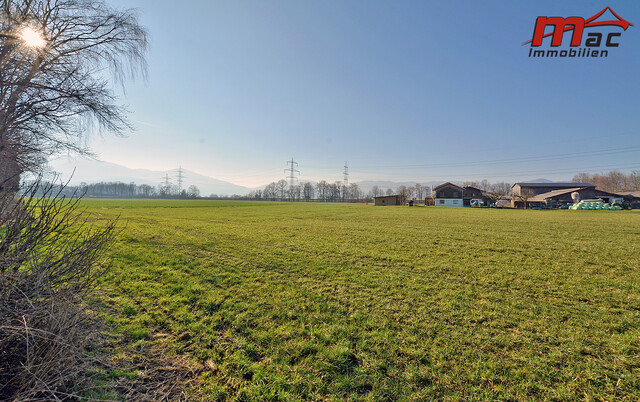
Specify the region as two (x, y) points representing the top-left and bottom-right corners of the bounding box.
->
(524, 7), (633, 58)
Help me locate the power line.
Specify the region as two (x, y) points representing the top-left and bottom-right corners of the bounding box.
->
(215, 145), (639, 183)
(343, 161), (349, 187)
(285, 158), (300, 187)
(176, 166), (184, 192)
(350, 146), (640, 171)
(355, 162), (640, 182)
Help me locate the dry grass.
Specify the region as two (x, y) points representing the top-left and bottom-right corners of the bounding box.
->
(0, 182), (116, 400)
(107, 338), (205, 401)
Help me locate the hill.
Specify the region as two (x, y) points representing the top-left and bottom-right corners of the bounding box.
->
(47, 157), (251, 196)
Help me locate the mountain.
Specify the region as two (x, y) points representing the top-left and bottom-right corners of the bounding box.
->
(47, 157), (251, 196)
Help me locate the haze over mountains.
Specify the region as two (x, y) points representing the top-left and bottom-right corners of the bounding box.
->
(47, 158), (441, 196)
(47, 158), (561, 197)
(48, 157), (251, 196)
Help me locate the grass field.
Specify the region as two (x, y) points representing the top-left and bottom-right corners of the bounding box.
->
(84, 200), (640, 400)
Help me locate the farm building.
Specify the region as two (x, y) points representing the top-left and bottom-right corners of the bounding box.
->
(622, 191), (640, 209)
(511, 182), (595, 208)
(526, 187), (626, 208)
(462, 186), (490, 206)
(433, 183), (490, 207)
(433, 182), (463, 207)
(374, 195), (403, 206)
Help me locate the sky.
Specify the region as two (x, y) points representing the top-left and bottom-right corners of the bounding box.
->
(63, 0), (640, 187)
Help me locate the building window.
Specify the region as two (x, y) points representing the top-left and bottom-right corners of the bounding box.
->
(439, 200), (445, 204)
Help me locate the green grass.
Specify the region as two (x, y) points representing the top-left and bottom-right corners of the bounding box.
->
(84, 200), (640, 400)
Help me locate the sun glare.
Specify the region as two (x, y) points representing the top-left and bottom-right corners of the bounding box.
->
(18, 26), (47, 49)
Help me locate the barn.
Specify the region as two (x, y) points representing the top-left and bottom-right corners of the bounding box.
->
(374, 195), (403, 206)
(433, 183), (463, 207)
(622, 191), (640, 209)
(527, 187), (625, 208)
(462, 186), (488, 206)
(512, 182), (595, 208)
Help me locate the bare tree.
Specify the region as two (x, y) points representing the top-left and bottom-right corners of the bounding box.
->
(573, 171), (640, 192)
(263, 182), (276, 200)
(629, 171), (640, 190)
(347, 183), (361, 201)
(513, 188), (535, 209)
(396, 185), (408, 204)
(186, 185), (200, 198)
(605, 171), (625, 193)
(158, 182), (177, 198)
(414, 183), (423, 201)
(275, 179), (287, 200)
(370, 185), (381, 198)
(316, 180), (328, 201)
(303, 182), (314, 201)
(0, 0), (148, 189)
(572, 172), (592, 184)
(138, 184), (154, 197)
(489, 181), (511, 201)
(406, 185), (415, 201)
(480, 179), (491, 192)
(328, 181), (341, 201)
(288, 184), (301, 201)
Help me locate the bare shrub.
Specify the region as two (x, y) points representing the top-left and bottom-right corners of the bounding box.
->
(0, 179), (116, 400)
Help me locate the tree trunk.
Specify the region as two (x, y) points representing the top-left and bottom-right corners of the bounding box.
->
(0, 141), (22, 191)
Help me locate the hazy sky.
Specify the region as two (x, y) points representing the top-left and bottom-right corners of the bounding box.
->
(69, 0), (640, 187)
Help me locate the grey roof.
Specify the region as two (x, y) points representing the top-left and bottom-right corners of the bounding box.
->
(529, 187), (586, 202)
(530, 187), (626, 201)
(434, 182), (463, 191)
(513, 182), (595, 188)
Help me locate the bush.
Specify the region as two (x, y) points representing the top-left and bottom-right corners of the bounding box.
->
(0, 180), (116, 400)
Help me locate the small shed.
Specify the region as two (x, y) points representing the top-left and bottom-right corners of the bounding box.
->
(374, 195), (403, 206)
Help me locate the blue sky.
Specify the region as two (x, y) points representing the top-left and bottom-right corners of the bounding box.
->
(77, 0), (640, 187)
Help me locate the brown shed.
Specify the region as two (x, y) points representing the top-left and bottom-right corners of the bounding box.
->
(374, 195), (403, 206)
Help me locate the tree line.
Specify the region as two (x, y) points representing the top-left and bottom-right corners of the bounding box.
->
(30, 181), (201, 199)
(248, 180), (365, 201)
(248, 179), (514, 203)
(573, 170), (640, 193)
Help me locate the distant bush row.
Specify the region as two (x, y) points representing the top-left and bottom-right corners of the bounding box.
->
(25, 180), (202, 199)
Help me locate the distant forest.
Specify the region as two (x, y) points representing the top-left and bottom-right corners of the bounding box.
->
(30, 181), (204, 199)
